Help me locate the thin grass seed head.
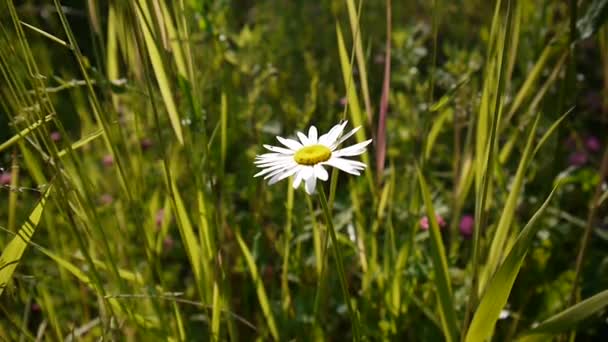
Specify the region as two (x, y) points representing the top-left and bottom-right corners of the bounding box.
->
(254, 121), (371, 194)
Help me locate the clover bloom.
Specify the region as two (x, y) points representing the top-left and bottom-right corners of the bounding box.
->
(254, 121), (371, 194)
(459, 214), (474, 238)
(419, 214), (446, 230)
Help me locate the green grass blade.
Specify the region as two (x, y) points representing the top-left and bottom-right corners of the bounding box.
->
(345, 0), (373, 124)
(416, 167), (459, 342)
(0, 186), (51, 296)
(165, 167), (202, 287)
(281, 179), (294, 313)
(505, 44), (559, 123)
(235, 232), (279, 341)
(520, 288), (608, 336)
(425, 108), (452, 160)
(336, 22), (374, 194)
(335, 23), (367, 144)
(465, 184), (559, 342)
(532, 107), (574, 157)
(56, 129), (104, 157)
(0, 115), (53, 154)
(482, 114), (540, 289)
(135, 0), (184, 145)
(211, 281), (221, 341)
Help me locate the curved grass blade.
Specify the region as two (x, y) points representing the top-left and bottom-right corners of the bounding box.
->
(0, 115), (53, 154)
(0, 186), (51, 296)
(345, 0), (372, 124)
(417, 167), (459, 342)
(235, 232), (279, 341)
(134, 0), (184, 145)
(465, 184), (559, 342)
(482, 114), (539, 289)
(519, 288), (608, 337)
(336, 22), (374, 194)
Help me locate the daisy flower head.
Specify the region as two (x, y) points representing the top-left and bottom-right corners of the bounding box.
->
(254, 121), (372, 195)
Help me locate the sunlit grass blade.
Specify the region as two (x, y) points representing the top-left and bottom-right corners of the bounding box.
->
(376, 0), (391, 182)
(0, 186), (50, 296)
(157, 0), (188, 78)
(164, 165), (202, 291)
(134, 0), (184, 145)
(504, 43), (561, 124)
(281, 179), (294, 314)
(19, 20), (69, 47)
(465, 184), (559, 342)
(345, 0), (373, 124)
(465, 1), (514, 334)
(416, 167), (458, 342)
(211, 281), (221, 341)
(0, 115), (53, 154)
(235, 232), (279, 341)
(482, 114), (539, 289)
(335, 24), (367, 144)
(425, 108), (452, 160)
(519, 288), (608, 337)
(336, 22), (374, 194)
(56, 129), (104, 157)
(39, 247), (160, 329)
(532, 107), (574, 157)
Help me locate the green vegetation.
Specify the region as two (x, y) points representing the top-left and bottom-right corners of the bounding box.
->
(1, 0), (608, 340)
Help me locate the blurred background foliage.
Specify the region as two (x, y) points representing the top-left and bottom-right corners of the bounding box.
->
(0, 0), (608, 340)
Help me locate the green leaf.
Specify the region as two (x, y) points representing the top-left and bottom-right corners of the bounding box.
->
(465, 184), (559, 342)
(417, 167), (459, 342)
(0, 186), (51, 296)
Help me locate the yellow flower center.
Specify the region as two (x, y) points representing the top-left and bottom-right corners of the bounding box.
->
(294, 145), (332, 165)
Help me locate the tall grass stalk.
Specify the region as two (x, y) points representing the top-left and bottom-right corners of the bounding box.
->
(317, 186), (361, 341)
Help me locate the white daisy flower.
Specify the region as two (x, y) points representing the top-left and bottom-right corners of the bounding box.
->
(254, 121), (372, 194)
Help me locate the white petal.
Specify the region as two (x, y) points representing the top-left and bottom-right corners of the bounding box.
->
(308, 126), (318, 144)
(268, 165), (301, 185)
(263, 162), (297, 179)
(332, 139), (372, 157)
(300, 166), (314, 180)
(313, 164), (328, 181)
(264, 144), (294, 155)
(297, 131), (310, 146)
(319, 121), (347, 146)
(293, 169), (305, 189)
(324, 158), (363, 175)
(331, 126), (361, 150)
(305, 174), (317, 194)
(277, 136), (303, 151)
(254, 156), (292, 166)
(254, 161), (295, 177)
(255, 153), (283, 160)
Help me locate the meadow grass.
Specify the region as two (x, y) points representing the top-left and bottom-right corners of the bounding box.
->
(1, 0), (608, 340)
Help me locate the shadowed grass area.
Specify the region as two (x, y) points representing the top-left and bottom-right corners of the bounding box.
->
(1, 0), (608, 340)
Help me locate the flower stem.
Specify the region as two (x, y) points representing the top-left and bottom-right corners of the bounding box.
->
(317, 186), (361, 341)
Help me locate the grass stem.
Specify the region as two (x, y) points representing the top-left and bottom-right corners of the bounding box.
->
(318, 186), (361, 341)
